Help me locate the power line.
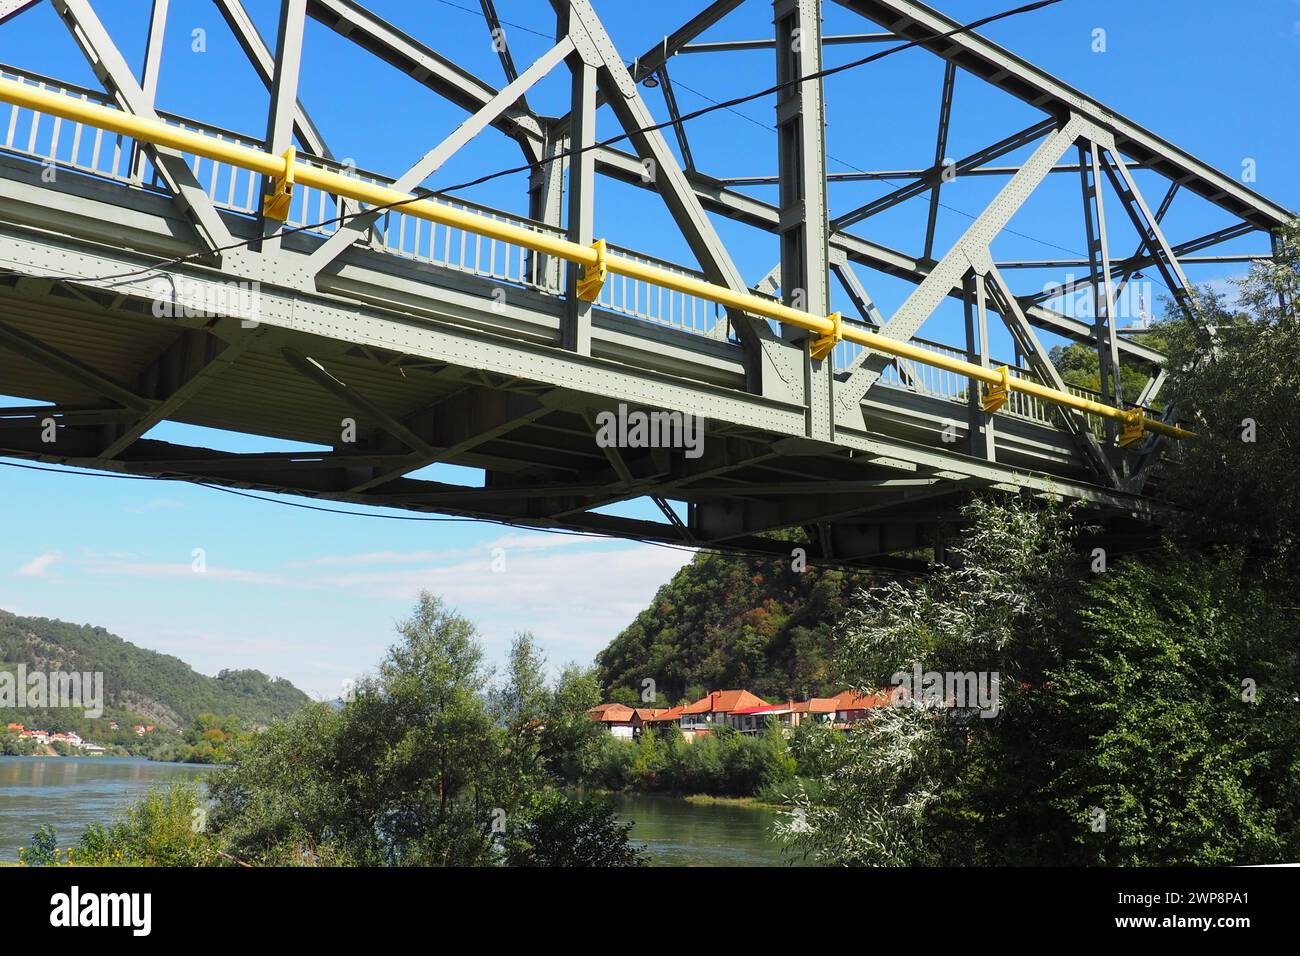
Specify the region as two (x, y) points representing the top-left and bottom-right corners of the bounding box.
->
(0, 456), (916, 573)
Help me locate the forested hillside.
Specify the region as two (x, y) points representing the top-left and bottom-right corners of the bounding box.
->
(0, 608), (310, 736)
(596, 552), (876, 704)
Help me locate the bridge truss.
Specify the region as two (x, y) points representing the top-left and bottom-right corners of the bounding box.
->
(0, 0), (1290, 569)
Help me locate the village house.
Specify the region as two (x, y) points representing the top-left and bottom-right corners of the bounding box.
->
(831, 689), (891, 728)
(586, 703), (642, 739)
(679, 690), (768, 737)
(729, 701), (795, 733)
(792, 697), (839, 727)
(640, 705), (683, 733)
(5, 722), (23, 732)
(19, 729), (49, 744)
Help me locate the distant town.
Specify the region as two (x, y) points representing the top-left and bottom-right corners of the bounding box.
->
(4, 720), (154, 755)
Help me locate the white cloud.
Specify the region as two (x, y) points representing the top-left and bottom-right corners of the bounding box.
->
(15, 551), (61, 577)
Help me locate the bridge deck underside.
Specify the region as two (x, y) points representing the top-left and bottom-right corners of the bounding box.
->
(0, 154), (1159, 570)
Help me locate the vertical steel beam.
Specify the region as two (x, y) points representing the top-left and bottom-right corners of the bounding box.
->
(775, 0), (833, 441)
(260, 0), (308, 251)
(1077, 141), (1121, 417)
(213, 0), (332, 158)
(560, 2), (596, 355)
(528, 125), (567, 293)
(962, 269), (994, 460)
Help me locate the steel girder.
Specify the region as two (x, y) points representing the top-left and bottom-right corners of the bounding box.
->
(0, 0), (1291, 566)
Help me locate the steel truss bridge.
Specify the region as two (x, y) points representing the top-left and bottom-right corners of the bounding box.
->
(0, 0), (1290, 570)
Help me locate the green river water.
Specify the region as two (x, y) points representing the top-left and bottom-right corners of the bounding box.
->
(0, 756), (799, 866)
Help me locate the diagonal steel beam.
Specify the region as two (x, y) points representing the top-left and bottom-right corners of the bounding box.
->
(349, 386), (556, 493)
(0, 0), (41, 26)
(1100, 147), (1198, 320)
(280, 347), (440, 459)
(53, 0), (235, 253)
(836, 116), (1085, 412)
(100, 326), (258, 459)
(563, 0), (792, 383)
(213, 0), (332, 157)
(984, 261), (1120, 486)
(305, 0), (543, 163)
(0, 319), (151, 412)
(831, 118), (1055, 231)
(479, 0), (524, 103)
(555, 0), (746, 127)
(922, 61), (956, 261)
(303, 37), (574, 278)
(833, 0), (1293, 230)
(129, 0), (168, 183)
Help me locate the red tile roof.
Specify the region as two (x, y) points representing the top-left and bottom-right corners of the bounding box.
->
(791, 697), (838, 714)
(681, 690), (769, 714)
(642, 706), (683, 723)
(831, 689), (891, 711)
(730, 703), (793, 716)
(587, 703), (638, 723)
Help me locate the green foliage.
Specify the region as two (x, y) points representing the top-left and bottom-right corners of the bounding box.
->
(1047, 550), (1298, 864)
(25, 823), (59, 866)
(597, 552), (876, 703)
(1158, 220), (1300, 576)
(205, 593), (634, 867)
(502, 791), (645, 867)
(586, 720), (798, 798)
(72, 780), (220, 867)
(0, 608), (310, 745)
(1050, 339), (1162, 406)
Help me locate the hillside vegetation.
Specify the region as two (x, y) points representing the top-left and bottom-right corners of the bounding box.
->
(596, 553), (876, 704)
(0, 609), (309, 750)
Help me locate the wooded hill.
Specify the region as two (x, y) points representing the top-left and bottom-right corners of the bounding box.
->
(596, 551), (876, 705)
(0, 608), (310, 739)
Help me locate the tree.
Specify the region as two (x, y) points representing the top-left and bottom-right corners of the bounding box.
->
(207, 592), (640, 867)
(503, 791), (645, 867)
(1158, 220), (1300, 577)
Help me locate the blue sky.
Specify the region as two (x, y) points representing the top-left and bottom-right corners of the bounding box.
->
(0, 0), (1296, 698)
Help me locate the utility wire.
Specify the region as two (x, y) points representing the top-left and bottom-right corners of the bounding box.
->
(0, 457), (920, 573)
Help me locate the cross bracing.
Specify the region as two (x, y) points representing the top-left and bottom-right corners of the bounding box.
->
(0, 0), (1289, 568)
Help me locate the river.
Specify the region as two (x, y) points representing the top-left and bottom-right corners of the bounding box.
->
(0, 756), (798, 866)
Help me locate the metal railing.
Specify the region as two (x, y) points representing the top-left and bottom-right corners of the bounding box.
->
(0, 71), (1188, 443)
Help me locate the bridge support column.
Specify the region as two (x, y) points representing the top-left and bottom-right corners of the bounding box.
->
(962, 270), (995, 461)
(774, 0), (833, 442)
(560, 2), (596, 356)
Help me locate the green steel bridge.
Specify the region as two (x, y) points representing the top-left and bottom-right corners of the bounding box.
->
(0, 0), (1290, 569)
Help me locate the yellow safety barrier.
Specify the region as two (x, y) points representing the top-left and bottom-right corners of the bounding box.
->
(0, 77), (1192, 443)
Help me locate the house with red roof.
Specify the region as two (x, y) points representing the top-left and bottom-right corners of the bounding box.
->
(587, 702), (642, 739)
(830, 689), (891, 727)
(679, 690), (769, 737)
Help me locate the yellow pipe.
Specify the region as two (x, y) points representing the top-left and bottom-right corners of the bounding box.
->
(0, 76), (1191, 442)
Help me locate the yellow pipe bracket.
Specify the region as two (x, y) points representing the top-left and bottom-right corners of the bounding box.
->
(1118, 409), (1146, 447)
(262, 146), (296, 222)
(981, 364), (1011, 414)
(810, 311), (842, 362)
(577, 238), (608, 302)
